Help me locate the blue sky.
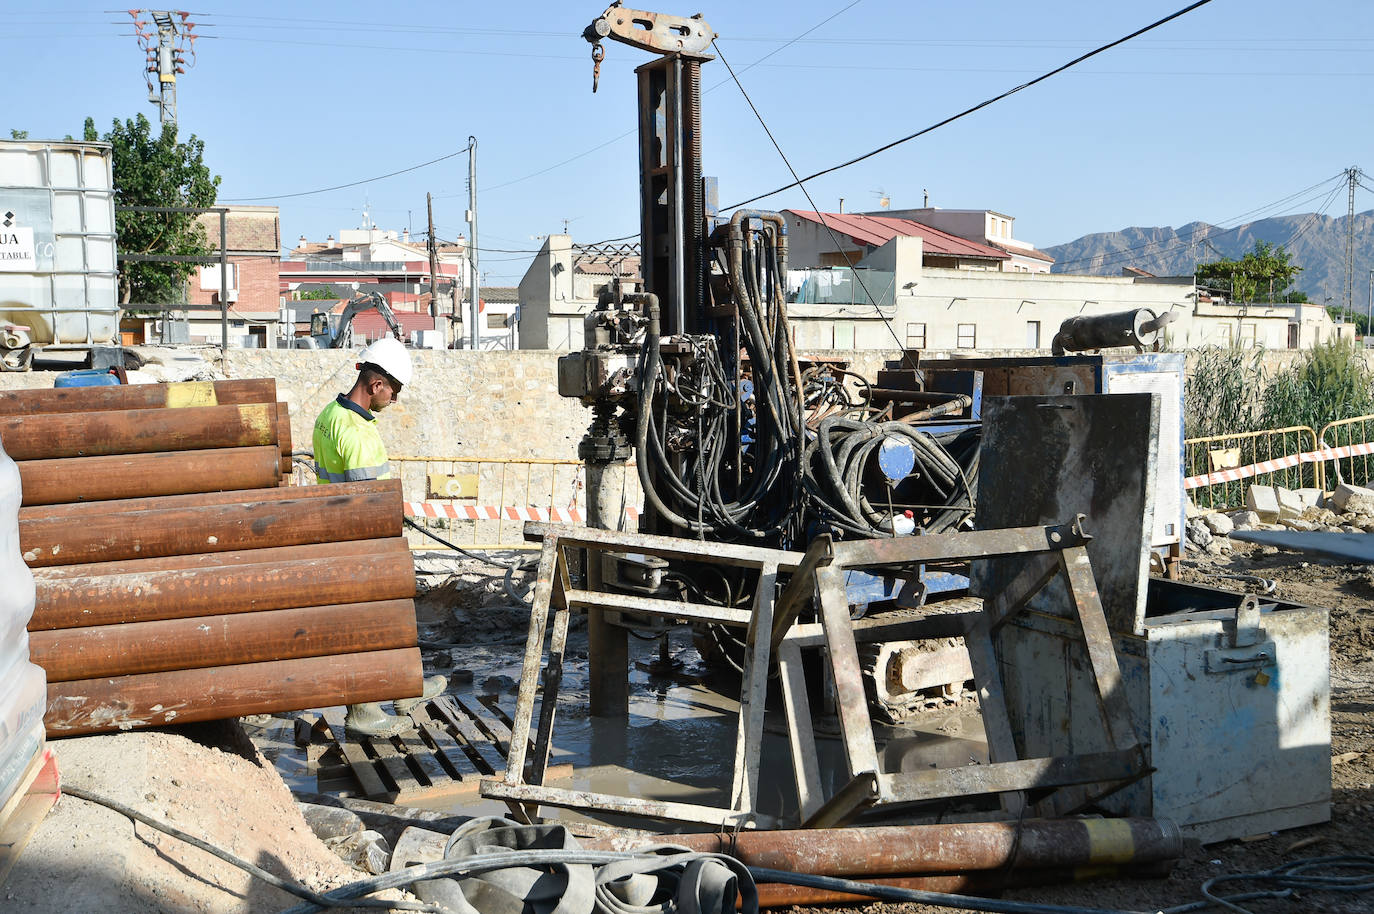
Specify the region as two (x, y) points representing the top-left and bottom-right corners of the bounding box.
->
(7, 1), (1374, 284)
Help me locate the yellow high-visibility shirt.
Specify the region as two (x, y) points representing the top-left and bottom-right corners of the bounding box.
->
(312, 394), (393, 483)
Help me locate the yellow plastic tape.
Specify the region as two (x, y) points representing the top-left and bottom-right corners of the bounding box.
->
(165, 381), (218, 409)
(1084, 818), (1136, 864)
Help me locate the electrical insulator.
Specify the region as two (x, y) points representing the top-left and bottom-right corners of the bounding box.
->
(175, 66), (185, 74)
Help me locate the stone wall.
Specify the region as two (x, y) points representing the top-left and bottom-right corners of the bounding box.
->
(222, 349), (593, 461)
(0, 346), (1369, 465)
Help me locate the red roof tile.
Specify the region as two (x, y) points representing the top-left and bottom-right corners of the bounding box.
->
(785, 210), (1009, 260)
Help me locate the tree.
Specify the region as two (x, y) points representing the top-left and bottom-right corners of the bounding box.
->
(9, 129), (27, 139)
(298, 286), (341, 301)
(1195, 241), (1302, 303)
(99, 114), (220, 305)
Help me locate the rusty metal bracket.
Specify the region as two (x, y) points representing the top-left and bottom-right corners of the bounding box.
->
(583, 4), (716, 58)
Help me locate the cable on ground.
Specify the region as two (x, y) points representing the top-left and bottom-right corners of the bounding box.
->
(62, 784), (439, 912)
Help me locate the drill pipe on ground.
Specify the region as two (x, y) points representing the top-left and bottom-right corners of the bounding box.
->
(19, 487), (402, 568)
(43, 647), (424, 737)
(28, 550), (417, 630)
(30, 599), (418, 682)
(18, 478), (398, 522)
(0, 403), (278, 461)
(752, 864), (1174, 909)
(16, 446), (282, 506)
(0, 378), (277, 416)
(581, 817), (1183, 875)
(29, 536), (409, 579)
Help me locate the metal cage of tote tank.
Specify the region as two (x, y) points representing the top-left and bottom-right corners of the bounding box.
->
(0, 140), (119, 346)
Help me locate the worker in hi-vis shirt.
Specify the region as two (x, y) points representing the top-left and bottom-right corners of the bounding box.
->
(313, 337), (444, 737)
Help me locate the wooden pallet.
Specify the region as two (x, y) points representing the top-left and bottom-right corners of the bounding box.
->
(319, 695), (568, 804)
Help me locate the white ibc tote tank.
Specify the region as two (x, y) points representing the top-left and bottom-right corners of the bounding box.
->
(0, 436), (45, 817)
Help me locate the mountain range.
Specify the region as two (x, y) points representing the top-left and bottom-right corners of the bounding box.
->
(1043, 210), (1374, 307)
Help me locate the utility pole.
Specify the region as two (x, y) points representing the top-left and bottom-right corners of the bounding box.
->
(466, 136), (480, 350)
(1345, 166), (1361, 316)
(129, 10), (197, 127)
(426, 193), (441, 335)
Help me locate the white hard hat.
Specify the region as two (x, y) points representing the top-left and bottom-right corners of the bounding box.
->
(357, 336), (413, 386)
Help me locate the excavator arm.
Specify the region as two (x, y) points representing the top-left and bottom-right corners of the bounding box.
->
(330, 292), (405, 348)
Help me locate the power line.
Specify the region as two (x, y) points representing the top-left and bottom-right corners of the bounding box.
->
(436, 0), (866, 202)
(711, 37), (913, 362)
(222, 147), (471, 202)
(722, 0), (1218, 209)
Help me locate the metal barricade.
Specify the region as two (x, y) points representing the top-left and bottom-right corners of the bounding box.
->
(1183, 426), (1322, 510)
(1318, 415), (1374, 490)
(390, 456), (643, 550)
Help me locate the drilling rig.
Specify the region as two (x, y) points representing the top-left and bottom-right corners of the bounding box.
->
(557, 4), (984, 720)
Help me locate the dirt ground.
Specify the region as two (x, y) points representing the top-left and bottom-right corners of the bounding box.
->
(7, 542), (1371, 914)
(3, 723), (393, 914)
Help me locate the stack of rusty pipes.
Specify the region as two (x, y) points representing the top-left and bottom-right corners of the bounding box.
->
(2, 380), (422, 737)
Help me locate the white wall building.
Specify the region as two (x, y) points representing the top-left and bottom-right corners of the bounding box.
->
(517, 235), (641, 350)
(872, 207), (1056, 274)
(786, 236), (1337, 353)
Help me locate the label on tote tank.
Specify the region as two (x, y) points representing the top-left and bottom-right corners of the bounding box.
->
(0, 215), (35, 272)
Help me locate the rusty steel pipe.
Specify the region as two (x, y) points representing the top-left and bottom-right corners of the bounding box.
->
(277, 401), (292, 458)
(753, 864), (1173, 909)
(19, 478), (397, 522)
(0, 403), (277, 461)
(17, 446), (281, 507)
(30, 598), (418, 682)
(43, 647), (424, 737)
(581, 818), (1183, 875)
(29, 550), (416, 630)
(29, 537), (409, 580)
(756, 874), (982, 908)
(0, 378), (278, 416)
(20, 487), (402, 568)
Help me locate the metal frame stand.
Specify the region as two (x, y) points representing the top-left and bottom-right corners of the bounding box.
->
(771, 517), (1146, 827)
(486, 517), (1143, 831)
(482, 522), (804, 829)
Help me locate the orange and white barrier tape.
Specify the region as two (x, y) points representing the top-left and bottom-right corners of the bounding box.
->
(405, 502), (641, 523)
(1184, 441), (1374, 489)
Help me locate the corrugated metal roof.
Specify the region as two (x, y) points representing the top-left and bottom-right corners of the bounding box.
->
(785, 210), (1009, 260)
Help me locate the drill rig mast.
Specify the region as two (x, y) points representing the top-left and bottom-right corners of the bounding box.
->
(559, 4), (806, 714)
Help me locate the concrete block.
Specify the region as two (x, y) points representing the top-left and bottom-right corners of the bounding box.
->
(1296, 488), (1323, 509)
(1185, 497), (1203, 519)
(1246, 485), (1279, 522)
(1202, 512), (1234, 536)
(1331, 482), (1374, 516)
(1228, 509), (1261, 530)
(1275, 486), (1305, 521)
(1185, 518), (1213, 548)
